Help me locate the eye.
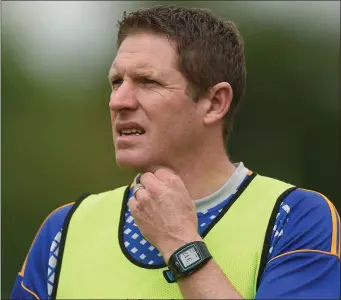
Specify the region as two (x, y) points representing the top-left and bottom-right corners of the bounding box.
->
(111, 78), (123, 89)
(139, 77), (158, 86)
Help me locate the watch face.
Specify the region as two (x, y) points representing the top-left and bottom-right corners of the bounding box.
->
(177, 245), (202, 269)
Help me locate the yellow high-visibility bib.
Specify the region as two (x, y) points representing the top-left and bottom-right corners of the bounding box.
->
(54, 174), (294, 299)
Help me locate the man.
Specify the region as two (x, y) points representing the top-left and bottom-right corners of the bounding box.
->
(11, 5), (340, 299)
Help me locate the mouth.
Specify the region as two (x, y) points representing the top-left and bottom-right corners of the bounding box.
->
(115, 128), (146, 148)
(119, 128), (146, 137)
(115, 122), (147, 144)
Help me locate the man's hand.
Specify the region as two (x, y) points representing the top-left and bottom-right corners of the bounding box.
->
(128, 168), (202, 263)
(129, 169), (243, 299)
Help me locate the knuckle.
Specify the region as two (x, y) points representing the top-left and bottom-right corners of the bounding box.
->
(137, 192), (147, 201)
(154, 169), (165, 177)
(141, 172), (153, 180)
(156, 168), (172, 178)
(140, 172), (153, 185)
(155, 168), (178, 185)
(165, 174), (179, 186)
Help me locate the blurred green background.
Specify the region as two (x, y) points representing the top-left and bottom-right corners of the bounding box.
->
(1, 1), (340, 297)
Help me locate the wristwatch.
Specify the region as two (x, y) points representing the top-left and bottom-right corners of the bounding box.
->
(167, 241), (212, 281)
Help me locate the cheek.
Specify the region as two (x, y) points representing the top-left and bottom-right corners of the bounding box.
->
(137, 90), (175, 124)
(158, 108), (199, 144)
(138, 90), (198, 137)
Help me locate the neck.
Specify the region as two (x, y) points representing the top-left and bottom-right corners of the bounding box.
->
(141, 136), (236, 200)
(175, 148), (236, 200)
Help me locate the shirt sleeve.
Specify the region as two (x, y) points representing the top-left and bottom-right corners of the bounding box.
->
(10, 203), (74, 300)
(256, 188), (341, 299)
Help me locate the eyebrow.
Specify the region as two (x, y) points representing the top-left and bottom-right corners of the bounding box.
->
(108, 62), (166, 82)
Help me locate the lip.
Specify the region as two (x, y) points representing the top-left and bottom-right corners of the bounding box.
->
(115, 121), (146, 136)
(115, 132), (145, 148)
(115, 121), (146, 147)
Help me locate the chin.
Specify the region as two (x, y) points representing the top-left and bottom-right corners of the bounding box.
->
(115, 150), (151, 172)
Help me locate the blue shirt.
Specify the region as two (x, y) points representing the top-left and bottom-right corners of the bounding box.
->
(10, 174), (341, 299)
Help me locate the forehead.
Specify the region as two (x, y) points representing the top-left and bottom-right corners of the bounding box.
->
(111, 33), (178, 75)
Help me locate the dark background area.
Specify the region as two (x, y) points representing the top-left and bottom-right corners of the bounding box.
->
(2, 1), (340, 297)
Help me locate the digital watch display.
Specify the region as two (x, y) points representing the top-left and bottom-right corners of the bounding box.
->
(167, 241), (212, 281)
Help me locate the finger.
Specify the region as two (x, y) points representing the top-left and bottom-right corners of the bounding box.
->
(154, 168), (181, 186)
(133, 184), (149, 201)
(133, 183), (145, 198)
(154, 168), (177, 178)
(128, 190), (149, 214)
(140, 172), (160, 191)
(127, 195), (138, 211)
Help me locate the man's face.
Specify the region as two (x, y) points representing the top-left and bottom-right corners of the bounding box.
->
(109, 33), (205, 171)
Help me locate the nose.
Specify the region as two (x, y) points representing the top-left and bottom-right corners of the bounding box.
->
(109, 82), (138, 112)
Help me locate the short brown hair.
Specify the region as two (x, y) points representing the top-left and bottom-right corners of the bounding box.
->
(116, 5), (246, 145)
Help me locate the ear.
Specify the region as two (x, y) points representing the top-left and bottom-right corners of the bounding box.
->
(203, 82), (233, 126)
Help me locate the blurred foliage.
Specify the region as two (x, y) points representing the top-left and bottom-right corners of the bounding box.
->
(1, 1), (340, 298)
